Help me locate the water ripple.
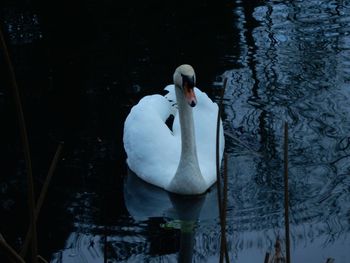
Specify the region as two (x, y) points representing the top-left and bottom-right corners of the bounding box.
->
(222, 0), (350, 256)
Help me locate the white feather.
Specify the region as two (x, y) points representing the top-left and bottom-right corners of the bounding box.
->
(123, 84), (224, 194)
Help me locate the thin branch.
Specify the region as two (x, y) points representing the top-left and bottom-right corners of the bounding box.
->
(0, 22), (37, 263)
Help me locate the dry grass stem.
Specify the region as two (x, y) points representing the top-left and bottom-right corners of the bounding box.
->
(283, 123), (291, 263)
(20, 142), (64, 257)
(0, 23), (38, 263)
(0, 233), (25, 263)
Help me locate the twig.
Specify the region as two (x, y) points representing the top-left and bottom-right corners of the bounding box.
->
(0, 233), (25, 263)
(284, 122), (291, 263)
(224, 132), (261, 157)
(0, 22), (37, 263)
(20, 142), (64, 257)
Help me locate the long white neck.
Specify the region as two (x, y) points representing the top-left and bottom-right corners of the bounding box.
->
(176, 86), (198, 161)
(168, 85), (207, 195)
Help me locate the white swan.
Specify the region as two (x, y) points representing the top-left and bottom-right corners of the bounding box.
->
(123, 64), (224, 195)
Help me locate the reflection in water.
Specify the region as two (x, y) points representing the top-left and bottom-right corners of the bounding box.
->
(124, 170), (218, 262)
(50, 1), (350, 262)
(2, 0), (350, 262)
(221, 0), (350, 261)
(124, 170), (219, 222)
(51, 171), (220, 262)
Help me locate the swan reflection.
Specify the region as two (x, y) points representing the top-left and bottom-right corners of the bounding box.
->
(124, 169), (220, 262)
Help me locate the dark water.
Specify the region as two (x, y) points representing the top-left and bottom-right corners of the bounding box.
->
(1, 0), (350, 262)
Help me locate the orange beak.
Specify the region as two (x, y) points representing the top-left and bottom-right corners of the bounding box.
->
(184, 84), (197, 107)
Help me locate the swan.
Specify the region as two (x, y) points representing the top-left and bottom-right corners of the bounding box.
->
(123, 64), (224, 195)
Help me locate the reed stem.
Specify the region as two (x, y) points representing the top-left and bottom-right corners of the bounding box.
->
(0, 23), (38, 263)
(222, 154), (230, 263)
(284, 122), (291, 263)
(104, 225), (108, 263)
(216, 78), (229, 262)
(0, 233), (25, 263)
(37, 255), (49, 263)
(264, 252), (270, 263)
(216, 78), (228, 212)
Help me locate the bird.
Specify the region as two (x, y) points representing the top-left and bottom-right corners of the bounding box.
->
(123, 64), (224, 195)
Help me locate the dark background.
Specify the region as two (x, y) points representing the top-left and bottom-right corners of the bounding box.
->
(0, 0), (240, 260)
(2, 0), (350, 262)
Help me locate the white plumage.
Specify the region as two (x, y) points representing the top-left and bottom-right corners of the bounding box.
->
(123, 65), (224, 195)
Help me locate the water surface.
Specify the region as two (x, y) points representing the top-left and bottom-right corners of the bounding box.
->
(1, 0), (350, 262)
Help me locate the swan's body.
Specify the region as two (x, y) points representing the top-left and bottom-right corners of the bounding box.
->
(123, 65), (224, 195)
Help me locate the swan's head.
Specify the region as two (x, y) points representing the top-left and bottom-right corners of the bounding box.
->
(173, 64), (197, 107)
